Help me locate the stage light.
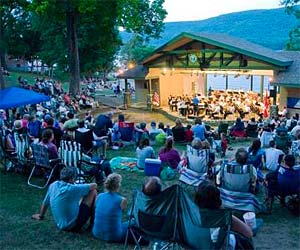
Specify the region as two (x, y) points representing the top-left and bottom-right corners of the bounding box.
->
(161, 67), (168, 75)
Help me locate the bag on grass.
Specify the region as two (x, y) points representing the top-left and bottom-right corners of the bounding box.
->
(160, 166), (176, 180)
(286, 196), (300, 217)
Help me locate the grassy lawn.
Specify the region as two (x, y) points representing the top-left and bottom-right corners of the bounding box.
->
(1, 72), (299, 249)
(1, 140), (299, 250)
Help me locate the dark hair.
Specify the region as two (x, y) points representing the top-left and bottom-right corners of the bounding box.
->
(269, 140), (275, 148)
(77, 119), (85, 128)
(158, 122), (164, 130)
(195, 180), (222, 209)
(140, 122), (146, 130)
(118, 114), (125, 122)
(46, 117), (54, 126)
(195, 118), (202, 125)
(138, 137), (150, 149)
(163, 136), (174, 152)
(187, 124), (192, 129)
(41, 129), (53, 143)
(235, 148), (248, 165)
(250, 139), (261, 154)
(67, 112), (74, 119)
(142, 177), (162, 196)
(284, 155), (295, 168)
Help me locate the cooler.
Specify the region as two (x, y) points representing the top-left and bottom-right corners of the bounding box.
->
(144, 159), (161, 176)
(119, 121), (134, 141)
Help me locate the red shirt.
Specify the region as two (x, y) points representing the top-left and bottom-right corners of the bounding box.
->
(185, 129), (193, 142)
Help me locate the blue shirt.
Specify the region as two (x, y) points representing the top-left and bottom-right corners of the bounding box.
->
(192, 124), (206, 140)
(43, 181), (90, 230)
(93, 192), (126, 242)
(193, 97), (199, 105)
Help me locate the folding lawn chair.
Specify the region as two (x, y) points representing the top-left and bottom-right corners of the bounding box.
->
(27, 143), (61, 189)
(264, 167), (300, 213)
(179, 145), (210, 186)
(125, 184), (232, 250)
(77, 159), (104, 184)
(14, 132), (32, 171)
(218, 164), (265, 213)
(0, 129), (17, 172)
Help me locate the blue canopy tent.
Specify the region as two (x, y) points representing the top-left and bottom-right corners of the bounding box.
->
(0, 87), (51, 109)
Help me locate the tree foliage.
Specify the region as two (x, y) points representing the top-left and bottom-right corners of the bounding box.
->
(30, 0), (166, 95)
(120, 34), (156, 67)
(281, 0), (300, 50)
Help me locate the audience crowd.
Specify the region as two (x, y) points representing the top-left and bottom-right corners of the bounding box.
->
(1, 81), (300, 249)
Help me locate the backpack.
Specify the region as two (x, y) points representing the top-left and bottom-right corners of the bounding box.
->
(286, 196), (300, 217)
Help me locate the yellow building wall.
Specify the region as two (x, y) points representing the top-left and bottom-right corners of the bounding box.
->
(280, 87), (300, 116)
(146, 68), (204, 106)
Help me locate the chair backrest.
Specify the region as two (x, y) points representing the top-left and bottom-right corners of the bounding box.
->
(131, 185), (231, 249)
(186, 145), (209, 174)
(260, 131), (274, 148)
(278, 168), (300, 195)
(77, 159), (99, 173)
(220, 164), (252, 193)
(119, 122), (134, 141)
(14, 132), (29, 161)
(60, 140), (81, 168)
(75, 130), (93, 152)
(32, 143), (50, 168)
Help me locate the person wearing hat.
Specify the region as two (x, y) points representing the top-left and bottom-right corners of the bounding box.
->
(32, 166), (97, 232)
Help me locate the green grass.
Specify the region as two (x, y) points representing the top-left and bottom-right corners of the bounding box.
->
(1, 140), (299, 250)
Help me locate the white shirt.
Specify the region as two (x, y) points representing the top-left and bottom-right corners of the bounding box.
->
(265, 147), (284, 171)
(291, 125), (300, 137)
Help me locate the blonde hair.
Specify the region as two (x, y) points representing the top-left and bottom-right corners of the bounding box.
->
(104, 173), (122, 192)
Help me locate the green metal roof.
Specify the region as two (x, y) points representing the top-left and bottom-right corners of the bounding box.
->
(143, 32), (294, 67)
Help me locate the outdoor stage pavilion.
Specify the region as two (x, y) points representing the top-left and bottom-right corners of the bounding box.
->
(118, 32), (300, 116)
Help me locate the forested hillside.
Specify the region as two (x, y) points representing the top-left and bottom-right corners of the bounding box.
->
(121, 7), (298, 50)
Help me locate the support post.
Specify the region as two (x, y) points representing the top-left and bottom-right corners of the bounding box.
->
(225, 75), (228, 90)
(123, 79), (130, 109)
(147, 79), (153, 111)
(203, 73), (207, 96)
(260, 75), (264, 102)
(250, 75), (253, 91)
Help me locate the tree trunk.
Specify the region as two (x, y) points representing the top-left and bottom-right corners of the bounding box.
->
(0, 59), (5, 89)
(66, 4), (80, 96)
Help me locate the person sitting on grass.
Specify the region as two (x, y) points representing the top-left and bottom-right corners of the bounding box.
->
(92, 173), (148, 245)
(158, 136), (181, 169)
(32, 167), (97, 232)
(136, 138), (155, 170)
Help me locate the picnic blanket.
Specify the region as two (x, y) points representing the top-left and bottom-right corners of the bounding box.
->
(219, 187), (265, 213)
(109, 156), (140, 172)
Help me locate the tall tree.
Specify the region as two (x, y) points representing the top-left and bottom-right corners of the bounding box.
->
(32, 0), (167, 96)
(281, 0), (300, 50)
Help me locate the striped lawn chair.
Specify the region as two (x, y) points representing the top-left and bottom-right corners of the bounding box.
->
(218, 164), (265, 213)
(59, 140), (82, 168)
(179, 145), (210, 186)
(14, 132), (32, 169)
(60, 140), (103, 183)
